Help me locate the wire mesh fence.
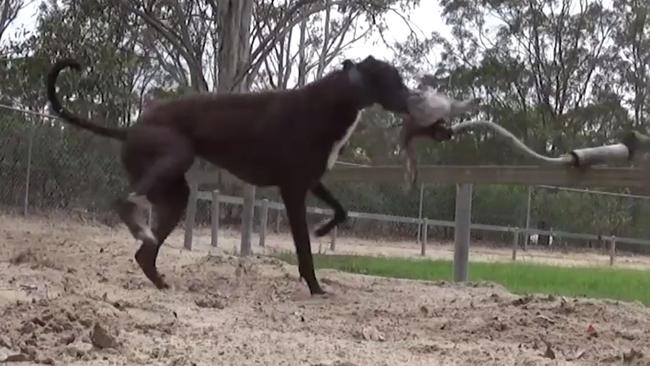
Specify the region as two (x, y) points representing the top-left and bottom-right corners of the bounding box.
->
(194, 181), (650, 256)
(525, 185), (650, 254)
(0, 106), (127, 220)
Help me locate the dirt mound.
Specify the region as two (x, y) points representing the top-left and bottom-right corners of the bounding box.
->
(0, 296), (124, 364)
(1, 213), (650, 365)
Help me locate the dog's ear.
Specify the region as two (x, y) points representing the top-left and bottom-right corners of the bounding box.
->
(343, 59), (364, 87)
(357, 55), (379, 72)
(342, 59), (355, 70)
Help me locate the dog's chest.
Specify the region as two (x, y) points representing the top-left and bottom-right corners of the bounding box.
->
(326, 111), (362, 170)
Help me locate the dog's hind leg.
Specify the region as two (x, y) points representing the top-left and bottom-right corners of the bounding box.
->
(116, 126), (194, 288)
(122, 126), (195, 210)
(281, 184), (325, 295)
(114, 199), (156, 245)
(133, 177), (190, 289)
(310, 182), (347, 237)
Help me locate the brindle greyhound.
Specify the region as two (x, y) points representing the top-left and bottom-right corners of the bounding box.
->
(46, 56), (413, 295)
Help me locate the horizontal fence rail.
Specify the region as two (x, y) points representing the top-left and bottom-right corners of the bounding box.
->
(188, 165), (644, 188)
(195, 192), (650, 248)
(323, 165), (644, 188)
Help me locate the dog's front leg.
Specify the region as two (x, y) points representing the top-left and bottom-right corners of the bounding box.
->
(310, 182), (347, 237)
(281, 184), (325, 295)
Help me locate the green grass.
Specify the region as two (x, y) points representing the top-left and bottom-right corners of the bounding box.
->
(274, 252), (650, 306)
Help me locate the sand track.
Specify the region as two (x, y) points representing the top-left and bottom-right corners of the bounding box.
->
(1, 213), (649, 365)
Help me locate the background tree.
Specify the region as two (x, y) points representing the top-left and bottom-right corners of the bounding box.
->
(0, 0), (24, 45)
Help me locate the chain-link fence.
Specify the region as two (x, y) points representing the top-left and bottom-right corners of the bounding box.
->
(525, 185), (650, 254)
(0, 106), (127, 221)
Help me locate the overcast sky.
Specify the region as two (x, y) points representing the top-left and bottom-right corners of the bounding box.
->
(6, 0), (451, 66)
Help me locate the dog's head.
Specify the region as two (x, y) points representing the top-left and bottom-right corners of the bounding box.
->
(343, 55), (410, 113)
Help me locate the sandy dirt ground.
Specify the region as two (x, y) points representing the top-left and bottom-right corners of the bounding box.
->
(1, 213), (650, 365)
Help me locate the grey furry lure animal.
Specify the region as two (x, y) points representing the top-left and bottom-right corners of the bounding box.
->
(401, 85), (481, 189)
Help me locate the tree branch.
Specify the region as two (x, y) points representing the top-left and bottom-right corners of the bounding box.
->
(118, 0), (208, 91)
(230, 0), (367, 91)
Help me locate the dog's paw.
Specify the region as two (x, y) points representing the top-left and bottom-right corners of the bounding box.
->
(156, 279), (171, 290)
(311, 290), (334, 299)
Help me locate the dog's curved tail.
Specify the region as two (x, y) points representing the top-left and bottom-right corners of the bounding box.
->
(47, 59), (127, 141)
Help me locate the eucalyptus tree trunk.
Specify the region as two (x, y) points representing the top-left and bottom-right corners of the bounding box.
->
(217, 0), (255, 257)
(316, 0), (331, 79)
(297, 18), (308, 87)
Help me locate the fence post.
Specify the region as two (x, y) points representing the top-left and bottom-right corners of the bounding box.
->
(454, 183), (472, 282)
(23, 119), (36, 216)
(524, 186), (532, 251)
(259, 198), (269, 247)
(511, 228), (518, 261)
(330, 226), (337, 251)
(416, 183), (424, 243)
(183, 179), (199, 250)
(420, 218), (428, 256)
(240, 184), (256, 257)
(275, 210), (282, 233)
(609, 235), (617, 266)
(211, 190), (220, 247)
